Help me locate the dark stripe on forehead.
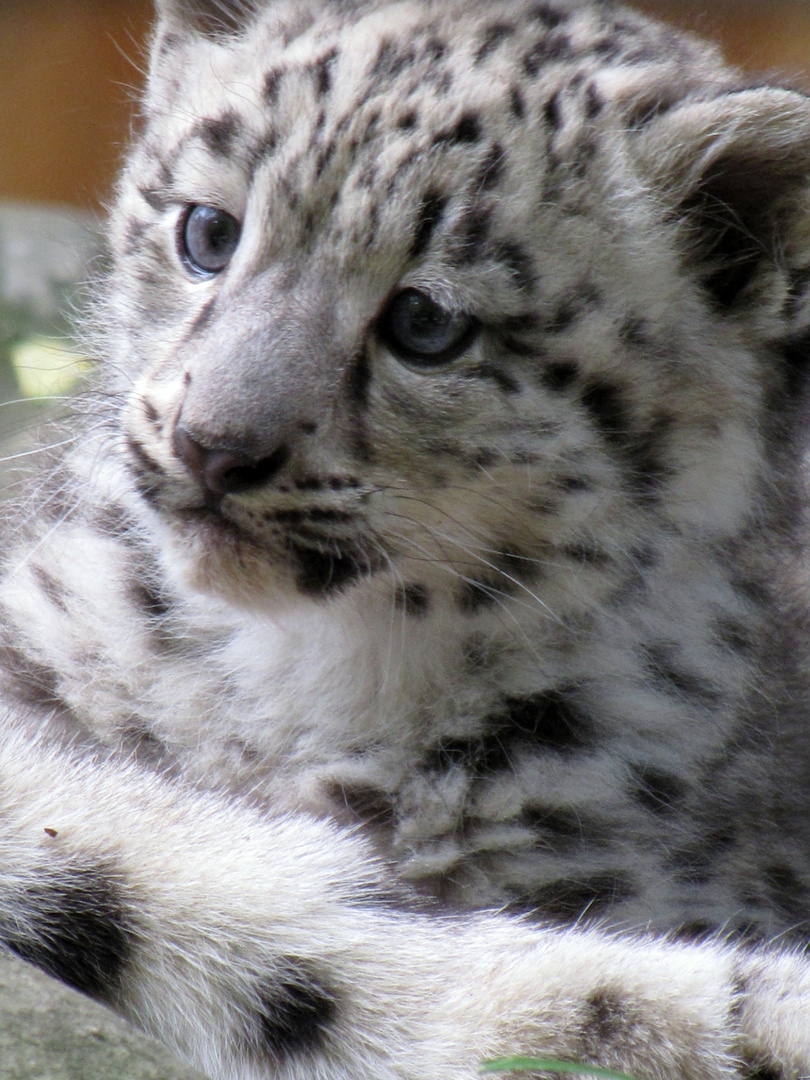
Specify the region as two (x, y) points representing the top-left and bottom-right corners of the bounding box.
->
(411, 191), (448, 258)
(475, 23), (515, 65)
(195, 111), (243, 157)
(433, 113), (482, 146)
(312, 48), (339, 97)
(494, 241), (536, 293)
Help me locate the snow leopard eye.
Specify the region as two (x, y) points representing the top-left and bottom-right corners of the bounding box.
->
(376, 288), (479, 366)
(179, 205), (242, 276)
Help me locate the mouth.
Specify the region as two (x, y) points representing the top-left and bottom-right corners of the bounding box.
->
(174, 503), (384, 597)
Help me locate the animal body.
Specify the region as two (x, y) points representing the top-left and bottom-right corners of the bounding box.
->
(2, 0), (810, 1076)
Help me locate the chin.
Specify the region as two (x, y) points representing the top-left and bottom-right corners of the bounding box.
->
(161, 513), (308, 613)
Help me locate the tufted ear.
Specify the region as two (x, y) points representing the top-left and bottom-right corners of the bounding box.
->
(155, 0), (259, 36)
(633, 87), (810, 310)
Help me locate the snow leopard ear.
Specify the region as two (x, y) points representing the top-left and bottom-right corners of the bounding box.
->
(634, 87), (810, 311)
(155, 0), (258, 36)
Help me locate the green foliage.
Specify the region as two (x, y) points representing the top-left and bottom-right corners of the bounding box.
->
(482, 1057), (642, 1080)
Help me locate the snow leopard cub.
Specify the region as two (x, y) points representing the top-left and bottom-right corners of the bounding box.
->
(2, 0), (810, 1077)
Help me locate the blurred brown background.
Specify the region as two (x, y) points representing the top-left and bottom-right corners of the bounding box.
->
(1, 0), (809, 211)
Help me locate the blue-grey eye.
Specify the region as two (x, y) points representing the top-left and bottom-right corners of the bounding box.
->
(377, 288), (479, 366)
(180, 205), (241, 276)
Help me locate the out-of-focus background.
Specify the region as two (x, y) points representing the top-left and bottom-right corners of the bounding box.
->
(1, 0), (809, 211)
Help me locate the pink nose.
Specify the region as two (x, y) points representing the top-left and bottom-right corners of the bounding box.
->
(172, 425), (290, 498)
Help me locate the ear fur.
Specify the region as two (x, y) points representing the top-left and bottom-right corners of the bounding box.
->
(155, 0), (259, 36)
(633, 88), (810, 310)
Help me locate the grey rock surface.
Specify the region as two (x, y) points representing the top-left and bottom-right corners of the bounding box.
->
(0, 953), (206, 1080)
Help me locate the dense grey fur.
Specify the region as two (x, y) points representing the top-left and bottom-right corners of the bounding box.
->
(2, 0), (810, 1077)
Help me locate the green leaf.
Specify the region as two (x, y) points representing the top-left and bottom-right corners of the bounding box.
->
(482, 1057), (642, 1080)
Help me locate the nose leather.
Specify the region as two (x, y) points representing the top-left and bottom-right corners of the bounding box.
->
(172, 425), (290, 498)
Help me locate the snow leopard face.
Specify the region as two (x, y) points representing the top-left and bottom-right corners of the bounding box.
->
(111, 0), (810, 616)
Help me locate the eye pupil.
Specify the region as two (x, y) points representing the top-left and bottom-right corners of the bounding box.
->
(378, 288), (478, 366)
(181, 205), (241, 275)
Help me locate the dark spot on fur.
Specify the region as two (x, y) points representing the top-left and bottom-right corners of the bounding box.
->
(126, 436), (163, 490)
(715, 615), (753, 654)
(547, 284), (600, 332)
(583, 988), (629, 1043)
(625, 93), (678, 129)
(263, 69), (284, 103)
(424, 38), (447, 63)
(123, 216), (148, 253)
(530, 2), (567, 28)
(328, 781), (395, 825)
(784, 266), (810, 321)
(510, 86), (526, 119)
(561, 542), (611, 566)
(479, 143), (506, 189)
(502, 335), (544, 359)
(459, 577), (510, 613)
(502, 691), (593, 753)
(673, 920), (717, 942)
(90, 503), (138, 540)
(456, 544), (535, 612)
(251, 961), (336, 1062)
(524, 34), (573, 77)
(555, 474), (592, 494)
(0, 640), (65, 713)
(312, 49), (338, 97)
(475, 23), (514, 64)
(541, 361), (578, 392)
(426, 689), (593, 774)
(398, 109), (418, 130)
(581, 379), (629, 446)
(764, 864), (809, 922)
(458, 206), (493, 260)
(741, 1064), (784, 1080)
(275, 508), (353, 525)
(190, 298), (216, 335)
(411, 191), (448, 258)
(434, 113), (482, 146)
(544, 91), (563, 130)
(31, 565), (69, 613)
(619, 316), (649, 347)
(775, 327), (810, 398)
(625, 415), (675, 499)
(461, 635), (493, 671)
(466, 363), (521, 395)
(493, 241), (536, 293)
(131, 574), (172, 620)
(643, 643), (722, 706)
(346, 347), (371, 408)
(196, 112), (242, 156)
(394, 583), (431, 617)
(120, 721), (173, 766)
(670, 825), (738, 883)
(251, 129), (279, 171)
(291, 543), (378, 596)
(143, 401), (160, 429)
(372, 40), (417, 79)
(138, 186), (169, 213)
(514, 872), (636, 920)
(629, 764), (686, 815)
(584, 83), (604, 119)
(2, 863), (133, 1002)
(522, 805), (609, 851)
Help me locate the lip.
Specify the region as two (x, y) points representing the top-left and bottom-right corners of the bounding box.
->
(175, 504), (257, 548)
